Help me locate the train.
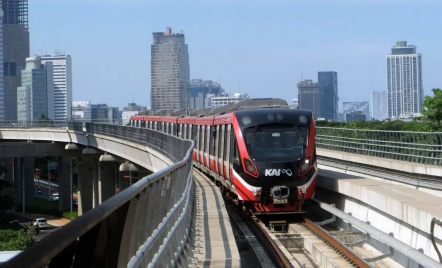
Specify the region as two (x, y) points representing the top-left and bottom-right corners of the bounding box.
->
(130, 98), (317, 214)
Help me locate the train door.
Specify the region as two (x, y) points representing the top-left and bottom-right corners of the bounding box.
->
(201, 125), (205, 165)
(219, 125), (225, 178)
(224, 125), (231, 181)
(196, 125), (200, 163)
(215, 125), (220, 175)
(205, 126), (210, 167)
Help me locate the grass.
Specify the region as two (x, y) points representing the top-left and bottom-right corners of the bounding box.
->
(0, 212), (34, 250)
(62, 211), (78, 221)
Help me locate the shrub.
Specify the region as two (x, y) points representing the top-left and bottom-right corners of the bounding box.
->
(62, 211), (78, 221)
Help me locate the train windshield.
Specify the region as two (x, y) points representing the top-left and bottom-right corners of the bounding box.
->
(244, 124), (308, 162)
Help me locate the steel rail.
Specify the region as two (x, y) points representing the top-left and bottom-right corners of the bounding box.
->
(303, 219), (374, 268)
(248, 216), (295, 268)
(313, 199), (442, 268)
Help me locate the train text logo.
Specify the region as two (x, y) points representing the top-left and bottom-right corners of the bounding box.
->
(265, 169), (292, 176)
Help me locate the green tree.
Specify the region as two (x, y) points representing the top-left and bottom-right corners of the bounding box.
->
(37, 114), (51, 121)
(421, 88), (442, 131)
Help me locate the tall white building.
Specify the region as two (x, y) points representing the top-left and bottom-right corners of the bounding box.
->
(151, 27), (190, 111)
(372, 91), (388, 121)
(211, 93), (249, 108)
(72, 101), (91, 120)
(17, 56), (54, 121)
(41, 54), (72, 120)
(387, 41), (424, 119)
(0, 11), (4, 120)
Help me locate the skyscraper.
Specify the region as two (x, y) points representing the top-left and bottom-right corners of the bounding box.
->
(318, 71), (338, 121)
(151, 27), (190, 111)
(190, 79), (223, 109)
(2, 0), (30, 120)
(297, 79), (320, 116)
(41, 54), (73, 120)
(387, 41), (424, 119)
(371, 91), (388, 121)
(17, 56), (53, 121)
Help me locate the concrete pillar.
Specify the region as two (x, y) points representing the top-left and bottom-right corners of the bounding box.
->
(77, 157), (94, 216)
(58, 156), (72, 212)
(2, 158), (14, 184)
(98, 162), (116, 204)
(14, 157), (35, 211)
(92, 160), (99, 208)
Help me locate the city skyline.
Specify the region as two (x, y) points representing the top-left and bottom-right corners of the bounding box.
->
(28, 1), (442, 110)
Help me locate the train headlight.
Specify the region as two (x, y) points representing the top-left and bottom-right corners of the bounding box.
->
(242, 116), (252, 125)
(298, 157), (311, 176)
(243, 158), (258, 177)
(299, 115), (307, 124)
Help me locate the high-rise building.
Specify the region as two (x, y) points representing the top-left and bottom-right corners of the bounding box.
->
(2, 0), (30, 120)
(190, 79), (223, 109)
(17, 56), (53, 121)
(371, 91), (388, 121)
(318, 71), (338, 121)
(297, 79), (320, 116)
(72, 101), (92, 120)
(0, 11), (4, 120)
(342, 101), (370, 121)
(91, 104), (118, 121)
(211, 93), (249, 108)
(151, 27), (190, 111)
(387, 41), (424, 119)
(387, 41), (424, 118)
(41, 54), (72, 120)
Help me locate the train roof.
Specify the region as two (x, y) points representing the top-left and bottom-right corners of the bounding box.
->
(130, 98), (309, 124)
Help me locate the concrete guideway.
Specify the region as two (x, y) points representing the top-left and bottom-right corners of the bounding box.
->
(192, 171), (241, 268)
(317, 148), (442, 177)
(316, 165), (442, 263)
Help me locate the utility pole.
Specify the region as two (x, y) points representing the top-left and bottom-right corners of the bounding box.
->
(22, 163), (25, 213)
(48, 159), (51, 201)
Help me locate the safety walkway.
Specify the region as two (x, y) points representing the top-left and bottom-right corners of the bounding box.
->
(192, 171), (241, 268)
(316, 165), (442, 262)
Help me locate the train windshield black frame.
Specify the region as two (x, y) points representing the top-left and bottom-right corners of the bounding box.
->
(243, 124), (308, 162)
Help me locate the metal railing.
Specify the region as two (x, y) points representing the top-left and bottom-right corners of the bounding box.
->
(0, 119), (124, 129)
(316, 127), (442, 166)
(1, 123), (196, 268)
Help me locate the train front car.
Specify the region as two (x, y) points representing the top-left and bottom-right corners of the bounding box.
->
(231, 109), (316, 213)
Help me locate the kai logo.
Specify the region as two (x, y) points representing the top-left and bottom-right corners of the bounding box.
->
(265, 169), (293, 176)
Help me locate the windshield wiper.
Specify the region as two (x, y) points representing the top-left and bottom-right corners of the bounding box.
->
(293, 125), (305, 146)
(246, 125), (259, 146)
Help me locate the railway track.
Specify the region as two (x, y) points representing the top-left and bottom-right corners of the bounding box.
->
(193, 168), (374, 268)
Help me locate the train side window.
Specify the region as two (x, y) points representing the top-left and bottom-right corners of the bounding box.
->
(224, 125), (230, 162)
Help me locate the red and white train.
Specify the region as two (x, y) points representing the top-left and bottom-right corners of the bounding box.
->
(130, 99), (317, 213)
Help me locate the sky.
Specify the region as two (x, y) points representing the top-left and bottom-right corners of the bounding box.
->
(29, 0), (442, 110)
